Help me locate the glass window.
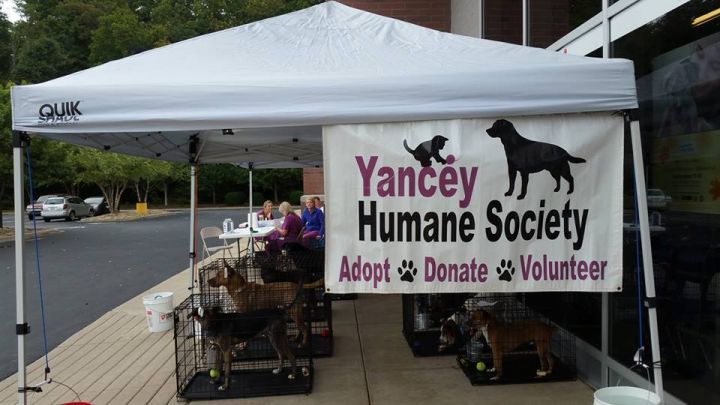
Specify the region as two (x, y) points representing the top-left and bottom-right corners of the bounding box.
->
(528, 0), (601, 48)
(484, 0), (523, 45)
(45, 198), (64, 205)
(613, 2), (720, 403)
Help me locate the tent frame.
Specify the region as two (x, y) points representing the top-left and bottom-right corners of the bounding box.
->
(11, 112), (664, 404)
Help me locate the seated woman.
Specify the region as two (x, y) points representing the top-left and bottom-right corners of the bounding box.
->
(265, 201), (303, 253)
(301, 197), (325, 241)
(257, 200), (274, 221)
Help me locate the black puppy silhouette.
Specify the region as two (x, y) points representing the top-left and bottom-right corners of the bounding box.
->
(487, 119), (586, 200)
(403, 135), (448, 167)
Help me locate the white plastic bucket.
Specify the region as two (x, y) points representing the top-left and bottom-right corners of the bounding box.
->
(142, 292), (174, 333)
(594, 387), (661, 405)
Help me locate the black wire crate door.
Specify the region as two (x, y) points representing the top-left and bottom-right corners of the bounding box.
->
(175, 295), (313, 400)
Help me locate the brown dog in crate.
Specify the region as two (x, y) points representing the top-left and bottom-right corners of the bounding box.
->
(190, 306), (304, 391)
(469, 309), (555, 381)
(208, 260), (324, 347)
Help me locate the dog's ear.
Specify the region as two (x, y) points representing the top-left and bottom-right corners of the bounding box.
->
(222, 259), (236, 275)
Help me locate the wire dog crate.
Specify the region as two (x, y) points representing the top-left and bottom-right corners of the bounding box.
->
(175, 294), (313, 400)
(199, 245), (333, 357)
(402, 293), (472, 356)
(455, 294), (576, 385)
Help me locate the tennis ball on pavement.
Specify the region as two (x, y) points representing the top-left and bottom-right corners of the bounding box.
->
(209, 369), (220, 379)
(476, 361), (487, 372)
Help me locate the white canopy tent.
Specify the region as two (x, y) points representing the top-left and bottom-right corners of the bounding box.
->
(10, 1), (660, 403)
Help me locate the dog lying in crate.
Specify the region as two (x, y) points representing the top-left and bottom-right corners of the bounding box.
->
(469, 309), (555, 381)
(208, 260), (324, 347)
(259, 242), (325, 285)
(190, 306), (308, 391)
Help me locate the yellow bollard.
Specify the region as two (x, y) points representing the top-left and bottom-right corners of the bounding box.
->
(136, 202), (148, 215)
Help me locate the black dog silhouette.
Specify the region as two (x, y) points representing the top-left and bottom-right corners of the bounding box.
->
(403, 135), (448, 167)
(487, 119), (586, 200)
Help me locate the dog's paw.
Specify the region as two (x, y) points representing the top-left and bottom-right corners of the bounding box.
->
(272, 368), (282, 375)
(496, 259), (515, 282)
(302, 367), (311, 377)
(398, 260), (418, 282)
(218, 385), (227, 391)
(288, 373), (296, 380)
(536, 370), (548, 377)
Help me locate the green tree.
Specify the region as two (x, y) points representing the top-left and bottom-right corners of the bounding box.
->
(0, 82), (12, 226)
(74, 148), (137, 213)
(0, 12), (11, 82)
(156, 161), (187, 206)
(126, 158), (180, 204)
(198, 163), (246, 206)
(13, 0), (119, 82)
(253, 168), (302, 202)
(89, 5), (156, 65)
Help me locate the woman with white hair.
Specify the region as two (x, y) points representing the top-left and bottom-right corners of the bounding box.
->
(265, 201), (303, 252)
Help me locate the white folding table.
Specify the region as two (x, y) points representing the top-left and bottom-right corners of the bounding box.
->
(219, 226), (276, 257)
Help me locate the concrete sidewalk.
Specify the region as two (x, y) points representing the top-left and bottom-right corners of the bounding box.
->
(0, 255), (594, 404)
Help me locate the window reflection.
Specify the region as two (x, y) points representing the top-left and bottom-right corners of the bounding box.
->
(615, 2), (720, 403)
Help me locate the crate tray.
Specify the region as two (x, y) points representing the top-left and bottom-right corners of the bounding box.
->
(456, 352), (576, 385)
(180, 368), (313, 400)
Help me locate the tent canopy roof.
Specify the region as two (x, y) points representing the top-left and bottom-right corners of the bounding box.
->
(11, 1), (637, 164)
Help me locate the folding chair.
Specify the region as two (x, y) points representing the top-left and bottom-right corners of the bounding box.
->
(200, 226), (233, 261)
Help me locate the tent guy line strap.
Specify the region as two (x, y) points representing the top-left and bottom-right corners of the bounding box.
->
(24, 145), (52, 384)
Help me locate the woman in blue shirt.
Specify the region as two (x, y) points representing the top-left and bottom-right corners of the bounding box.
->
(301, 197), (324, 240)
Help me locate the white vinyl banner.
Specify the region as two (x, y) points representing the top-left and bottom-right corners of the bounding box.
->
(323, 113), (624, 293)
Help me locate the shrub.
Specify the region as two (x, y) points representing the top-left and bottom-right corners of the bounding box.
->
(289, 190), (304, 205)
(251, 191), (265, 206)
(224, 191), (244, 206)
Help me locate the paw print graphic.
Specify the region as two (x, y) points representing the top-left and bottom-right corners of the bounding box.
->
(398, 259), (418, 282)
(497, 259), (515, 282)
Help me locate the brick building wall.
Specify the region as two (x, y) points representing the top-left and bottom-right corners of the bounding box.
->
(483, 0), (569, 47)
(302, 168), (325, 195)
(337, 0), (451, 32)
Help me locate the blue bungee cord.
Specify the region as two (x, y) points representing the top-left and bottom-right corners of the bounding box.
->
(24, 146), (51, 380)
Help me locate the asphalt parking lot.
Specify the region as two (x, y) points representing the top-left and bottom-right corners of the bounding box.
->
(0, 208), (252, 380)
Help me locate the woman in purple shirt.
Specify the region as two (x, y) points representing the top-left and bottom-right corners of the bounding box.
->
(266, 201), (302, 252)
(256, 200), (274, 220)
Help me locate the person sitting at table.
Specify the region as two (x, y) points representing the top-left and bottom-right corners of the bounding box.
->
(265, 201), (303, 252)
(301, 197), (325, 240)
(257, 200), (274, 221)
(313, 196), (324, 213)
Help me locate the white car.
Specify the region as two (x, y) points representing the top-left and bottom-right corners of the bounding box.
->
(41, 196), (93, 222)
(647, 188), (672, 210)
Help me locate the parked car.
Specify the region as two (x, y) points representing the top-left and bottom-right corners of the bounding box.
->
(25, 194), (65, 220)
(41, 196), (93, 222)
(647, 188), (672, 210)
(84, 196), (110, 216)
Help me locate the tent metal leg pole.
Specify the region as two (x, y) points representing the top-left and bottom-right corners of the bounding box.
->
(630, 120), (664, 401)
(13, 132), (27, 405)
(601, 292), (609, 387)
(248, 164), (254, 257)
(189, 164), (197, 292)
